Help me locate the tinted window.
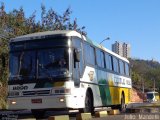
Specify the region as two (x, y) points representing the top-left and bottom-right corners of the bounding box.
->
(96, 49), (102, 67)
(38, 48), (69, 78)
(72, 38), (83, 75)
(105, 54), (113, 70)
(10, 37), (68, 51)
(84, 43), (90, 64)
(113, 57), (119, 73)
(90, 46), (96, 65)
(100, 51), (105, 68)
(119, 60), (125, 75)
(125, 63), (129, 76)
(9, 51), (36, 80)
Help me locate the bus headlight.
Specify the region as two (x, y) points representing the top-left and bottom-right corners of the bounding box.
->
(8, 91), (20, 96)
(10, 100), (17, 105)
(52, 88), (71, 94)
(59, 98), (65, 102)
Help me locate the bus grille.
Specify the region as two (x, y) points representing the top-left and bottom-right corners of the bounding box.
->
(23, 90), (50, 96)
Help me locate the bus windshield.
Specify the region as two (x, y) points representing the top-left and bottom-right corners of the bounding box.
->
(38, 48), (69, 78)
(10, 51), (36, 80)
(147, 93), (154, 100)
(9, 37), (69, 80)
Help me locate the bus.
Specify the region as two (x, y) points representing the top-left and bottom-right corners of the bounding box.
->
(146, 91), (159, 102)
(8, 30), (132, 118)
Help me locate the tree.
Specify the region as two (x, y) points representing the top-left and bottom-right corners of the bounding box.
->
(130, 58), (160, 92)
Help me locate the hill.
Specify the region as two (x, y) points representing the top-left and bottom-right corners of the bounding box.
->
(129, 58), (160, 92)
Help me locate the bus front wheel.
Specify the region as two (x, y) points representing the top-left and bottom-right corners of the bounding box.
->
(80, 91), (94, 114)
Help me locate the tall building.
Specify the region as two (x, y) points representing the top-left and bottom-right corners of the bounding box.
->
(112, 41), (131, 58)
(112, 41), (123, 57)
(123, 43), (131, 58)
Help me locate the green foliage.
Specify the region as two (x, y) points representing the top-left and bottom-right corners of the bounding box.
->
(130, 58), (160, 92)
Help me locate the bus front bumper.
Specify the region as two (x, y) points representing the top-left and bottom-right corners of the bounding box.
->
(7, 95), (84, 110)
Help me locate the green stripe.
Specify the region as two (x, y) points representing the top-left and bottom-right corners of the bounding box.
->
(98, 79), (112, 106)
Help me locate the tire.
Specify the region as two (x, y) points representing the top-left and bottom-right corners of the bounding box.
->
(120, 94), (126, 112)
(31, 109), (45, 119)
(80, 91), (94, 114)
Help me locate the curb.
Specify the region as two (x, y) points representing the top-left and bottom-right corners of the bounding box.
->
(95, 111), (108, 118)
(48, 115), (69, 120)
(76, 113), (92, 120)
(108, 109), (120, 115)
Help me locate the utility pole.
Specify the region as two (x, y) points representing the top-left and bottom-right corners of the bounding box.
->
(140, 74), (144, 93)
(153, 78), (155, 92)
(142, 77), (144, 93)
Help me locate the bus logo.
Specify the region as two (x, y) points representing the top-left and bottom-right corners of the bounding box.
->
(88, 71), (94, 81)
(13, 86), (28, 90)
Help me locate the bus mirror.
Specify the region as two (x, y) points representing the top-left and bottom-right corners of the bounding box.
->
(74, 49), (80, 62)
(75, 52), (80, 62)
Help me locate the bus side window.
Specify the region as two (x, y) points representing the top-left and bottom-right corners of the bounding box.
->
(125, 63), (129, 76)
(106, 54), (113, 71)
(119, 60), (125, 75)
(113, 57), (119, 73)
(72, 38), (83, 76)
(90, 46), (96, 65)
(100, 51), (106, 68)
(96, 49), (102, 67)
(84, 43), (90, 64)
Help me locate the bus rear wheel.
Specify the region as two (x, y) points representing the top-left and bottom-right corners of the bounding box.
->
(120, 94), (126, 112)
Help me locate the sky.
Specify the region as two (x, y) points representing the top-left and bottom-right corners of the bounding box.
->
(1, 0), (160, 62)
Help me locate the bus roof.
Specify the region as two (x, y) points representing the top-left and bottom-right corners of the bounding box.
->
(10, 30), (86, 42)
(10, 30), (129, 63)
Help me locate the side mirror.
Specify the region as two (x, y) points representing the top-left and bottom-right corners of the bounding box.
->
(74, 49), (80, 62)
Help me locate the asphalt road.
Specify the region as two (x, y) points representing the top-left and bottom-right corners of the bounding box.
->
(0, 107), (160, 120)
(1, 111), (160, 120)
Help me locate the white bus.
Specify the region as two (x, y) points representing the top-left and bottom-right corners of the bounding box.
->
(8, 30), (132, 118)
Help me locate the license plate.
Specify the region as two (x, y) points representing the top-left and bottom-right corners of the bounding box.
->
(31, 99), (42, 103)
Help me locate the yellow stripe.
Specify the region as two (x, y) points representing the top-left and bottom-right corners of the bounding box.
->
(53, 82), (65, 87)
(109, 86), (131, 105)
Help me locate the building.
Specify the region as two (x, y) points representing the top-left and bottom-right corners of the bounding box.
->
(112, 41), (123, 57)
(123, 43), (131, 58)
(112, 41), (131, 58)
